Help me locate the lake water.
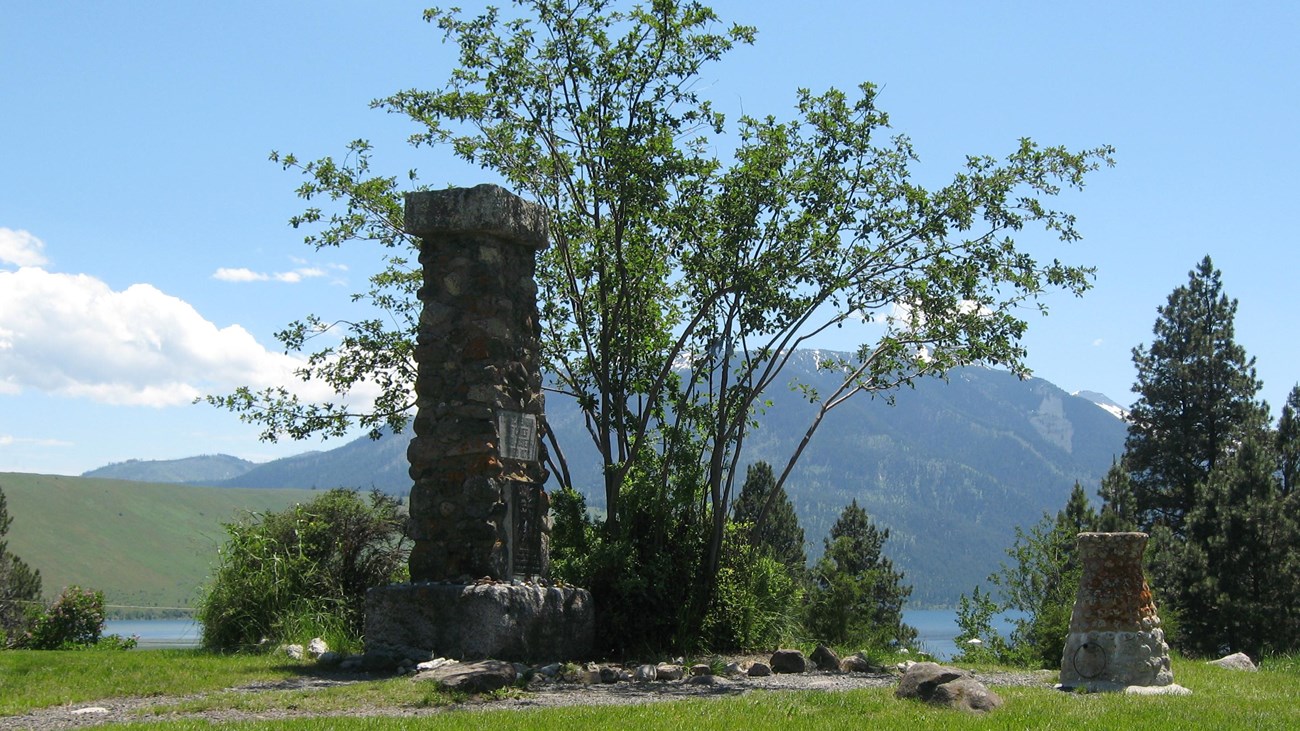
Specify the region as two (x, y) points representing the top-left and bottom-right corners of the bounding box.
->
(105, 619), (200, 649)
(109, 610), (1015, 657)
(904, 608), (1020, 660)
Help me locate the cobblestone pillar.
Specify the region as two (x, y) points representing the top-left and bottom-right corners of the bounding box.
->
(365, 186), (592, 663)
(403, 184), (551, 582)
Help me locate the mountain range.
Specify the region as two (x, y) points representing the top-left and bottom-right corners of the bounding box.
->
(83, 353), (1128, 605)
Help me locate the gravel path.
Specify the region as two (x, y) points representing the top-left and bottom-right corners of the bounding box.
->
(0, 668), (1056, 730)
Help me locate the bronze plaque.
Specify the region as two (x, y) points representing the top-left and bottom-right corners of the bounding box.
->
(512, 481), (544, 577)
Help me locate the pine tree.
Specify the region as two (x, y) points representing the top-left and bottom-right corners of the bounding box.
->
(1278, 385), (1300, 497)
(1167, 430), (1293, 657)
(1270, 386), (1300, 647)
(1096, 458), (1138, 532)
(1125, 256), (1268, 535)
(805, 500), (915, 648)
(0, 485), (43, 645)
(733, 462), (806, 572)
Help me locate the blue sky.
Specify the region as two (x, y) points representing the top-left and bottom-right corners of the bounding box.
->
(2, 1), (1298, 476)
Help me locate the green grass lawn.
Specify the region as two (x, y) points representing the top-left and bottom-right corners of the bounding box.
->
(2, 650), (1297, 729)
(0, 650), (300, 714)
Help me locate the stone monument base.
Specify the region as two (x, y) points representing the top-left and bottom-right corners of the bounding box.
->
(1058, 628), (1182, 693)
(364, 582), (593, 663)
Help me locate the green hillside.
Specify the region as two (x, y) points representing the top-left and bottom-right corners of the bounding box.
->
(82, 454), (257, 484)
(0, 473), (318, 616)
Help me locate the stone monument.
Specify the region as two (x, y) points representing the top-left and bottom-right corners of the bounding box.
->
(364, 184), (593, 663)
(1058, 532), (1187, 694)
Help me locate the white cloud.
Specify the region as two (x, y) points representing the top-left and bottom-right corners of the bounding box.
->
(213, 267), (268, 282)
(0, 434), (73, 448)
(213, 266), (327, 284)
(0, 267), (364, 407)
(272, 267), (327, 283)
(888, 299), (992, 331)
(1092, 338), (1104, 347)
(0, 228), (48, 267)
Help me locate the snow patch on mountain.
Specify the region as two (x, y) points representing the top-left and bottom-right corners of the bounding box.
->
(1073, 390), (1129, 421)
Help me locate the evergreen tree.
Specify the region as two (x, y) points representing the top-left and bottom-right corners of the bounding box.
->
(1165, 430), (1295, 657)
(1279, 481), (1300, 647)
(805, 500), (916, 648)
(1278, 385), (1300, 497)
(733, 462), (806, 572)
(0, 486), (43, 645)
(1096, 458), (1138, 532)
(1125, 255), (1268, 535)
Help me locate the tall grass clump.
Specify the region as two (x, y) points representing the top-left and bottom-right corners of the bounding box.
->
(197, 489), (408, 652)
(702, 523), (804, 651)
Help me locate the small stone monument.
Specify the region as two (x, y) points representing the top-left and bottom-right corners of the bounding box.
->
(364, 184), (593, 663)
(1058, 532), (1187, 694)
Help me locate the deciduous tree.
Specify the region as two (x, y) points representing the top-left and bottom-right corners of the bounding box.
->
(991, 482), (1097, 667)
(208, 0), (1112, 650)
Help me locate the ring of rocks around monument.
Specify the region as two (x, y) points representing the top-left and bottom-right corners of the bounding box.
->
(349, 186), (1034, 713)
(1056, 532), (1190, 696)
(358, 189), (1187, 711)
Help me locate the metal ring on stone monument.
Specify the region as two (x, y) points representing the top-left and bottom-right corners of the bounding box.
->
(1071, 641), (1107, 680)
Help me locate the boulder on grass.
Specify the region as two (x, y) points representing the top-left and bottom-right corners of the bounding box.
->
(930, 676), (1004, 713)
(895, 661), (1002, 713)
(307, 637), (329, 659)
(656, 663), (685, 681)
(1208, 652), (1258, 672)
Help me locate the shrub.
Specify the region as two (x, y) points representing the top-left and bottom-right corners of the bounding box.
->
(17, 586), (135, 650)
(952, 585), (1020, 665)
(549, 472), (708, 656)
(30, 586), (104, 648)
(197, 488), (408, 652)
(548, 486), (596, 585)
